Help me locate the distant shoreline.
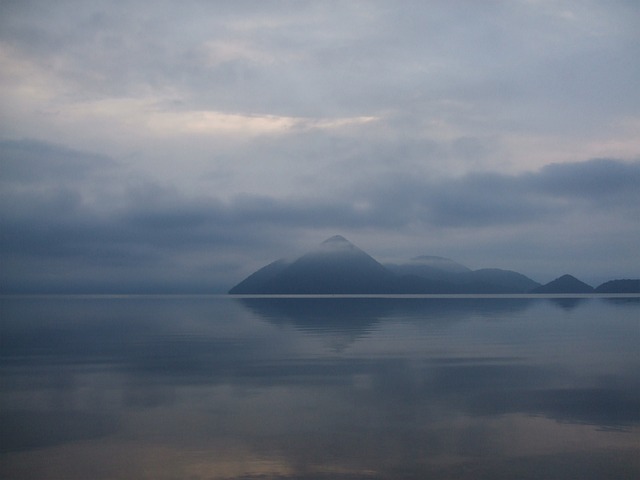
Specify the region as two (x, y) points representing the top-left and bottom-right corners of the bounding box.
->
(2, 293), (639, 299)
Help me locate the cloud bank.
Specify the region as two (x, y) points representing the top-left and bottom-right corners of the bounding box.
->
(1, 140), (638, 292)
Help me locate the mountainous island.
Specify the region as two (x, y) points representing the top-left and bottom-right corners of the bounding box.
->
(229, 235), (639, 295)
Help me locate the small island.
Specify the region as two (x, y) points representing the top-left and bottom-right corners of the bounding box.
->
(229, 235), (639, 295)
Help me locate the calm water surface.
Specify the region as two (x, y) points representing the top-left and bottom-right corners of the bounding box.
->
(1, 295), (639, 479)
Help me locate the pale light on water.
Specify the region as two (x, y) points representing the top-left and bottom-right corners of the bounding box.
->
(1, 295), (639, 479)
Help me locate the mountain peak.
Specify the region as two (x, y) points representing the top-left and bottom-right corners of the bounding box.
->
(229, 234), (393, 294)
(322, 235), (351, 245)
(532, 274), (594, 293)
(315, 235), (360, 254)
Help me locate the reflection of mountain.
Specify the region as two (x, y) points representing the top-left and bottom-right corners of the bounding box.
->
(239, 297), (385, 351)
(229, 235), (542, 294)
(603, 296), (640, 306)
(239, 296), (535, 338)
(240, 297), (384, 333)
(549, 297), (588, 311)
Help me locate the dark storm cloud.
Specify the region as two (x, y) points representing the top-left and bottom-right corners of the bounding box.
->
(1, 139), (638, 291)
(534, 158), (640, 200)
(0, 139), (115, 183)
(357, 157), (640, 227)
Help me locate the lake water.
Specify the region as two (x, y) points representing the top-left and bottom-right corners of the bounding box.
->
(1, 295), (638, 479)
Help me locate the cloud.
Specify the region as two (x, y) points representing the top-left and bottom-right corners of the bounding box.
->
(355, 157), (640, 228)
(145, 109), (379, 136)
(1, 139), (638, 291)
(0, 139), (115, 184)
(0, 2), (639, 290)
(533, 158), (640, 201)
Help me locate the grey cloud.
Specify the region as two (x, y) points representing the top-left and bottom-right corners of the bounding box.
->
(355, 158), (640, 228)
(3, 0), (637, 124)
(533, 158), (640, 201)
(1, 0), (639, 291)
(0, 139), (115, 184)
(1, 139), (638, 292)
(424, 174), (550, 227)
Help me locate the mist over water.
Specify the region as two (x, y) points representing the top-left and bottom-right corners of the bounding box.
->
(1, 295), (638, 479)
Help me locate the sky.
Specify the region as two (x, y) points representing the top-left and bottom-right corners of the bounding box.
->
(1, 0), (639, 293)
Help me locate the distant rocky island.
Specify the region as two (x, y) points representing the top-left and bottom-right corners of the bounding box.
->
(229, 235), (639, 295)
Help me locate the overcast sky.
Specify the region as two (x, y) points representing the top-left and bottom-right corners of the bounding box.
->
(1, 0), (639, 292)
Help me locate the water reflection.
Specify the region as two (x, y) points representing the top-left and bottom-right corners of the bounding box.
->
(240, 296), (535, 328)
(1, 295), (638, 479)
(548, 297), (588, 310)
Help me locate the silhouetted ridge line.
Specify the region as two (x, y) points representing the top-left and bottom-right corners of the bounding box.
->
(594, 279), (640, 293)
(229, 235), (635, 295)
(230, 235), (542, 294)
(532, 274), (594, 294)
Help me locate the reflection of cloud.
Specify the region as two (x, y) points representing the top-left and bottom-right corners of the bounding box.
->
(4, 297), (637, 425)
(1, 296), (639, 480)
(430, 365), (640, 428)
(0, 411), (116, 453)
